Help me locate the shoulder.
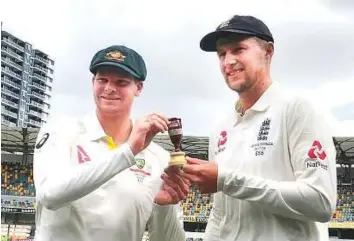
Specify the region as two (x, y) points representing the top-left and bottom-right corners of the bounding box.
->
(36, 115), (84, 146)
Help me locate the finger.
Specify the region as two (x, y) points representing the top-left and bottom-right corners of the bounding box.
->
(149, 119), (167, 134)
(168, 172), (190, 195)
(183, 164), (200, 175)
(149, 115), (169, 132)
(150, 113), (170, 127)
(186, 156), (206, 165)
(163, 185), (179, 204)
(181, 172), (201, 184)
(161, 174), (185, 200)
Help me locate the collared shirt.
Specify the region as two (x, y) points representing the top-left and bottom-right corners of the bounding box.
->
(204, 83), (337, 241)
(33, 111), (185, 241)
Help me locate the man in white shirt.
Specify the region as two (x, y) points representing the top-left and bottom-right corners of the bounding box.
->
(33, 45), (188, 241)
(182, 15), (337, 241)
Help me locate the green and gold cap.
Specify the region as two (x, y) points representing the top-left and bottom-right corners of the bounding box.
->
(89, 45), (147, 81)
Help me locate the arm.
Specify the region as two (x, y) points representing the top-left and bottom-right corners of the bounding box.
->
(147, 148), (185, 241)
(33, 121), (135, 211)
(217, 98), (337, 222)
(204, 133), (223, 240)
(147, 203), (185, 241)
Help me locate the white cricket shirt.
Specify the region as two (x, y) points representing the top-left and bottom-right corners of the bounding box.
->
(33, 111), (185, 241)
(204, 83), (337, 241)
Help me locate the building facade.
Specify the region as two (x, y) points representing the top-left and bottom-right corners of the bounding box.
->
(1, 30), (54, 128)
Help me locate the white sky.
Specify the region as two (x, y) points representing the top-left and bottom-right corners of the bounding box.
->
(1, 0), (354, 136)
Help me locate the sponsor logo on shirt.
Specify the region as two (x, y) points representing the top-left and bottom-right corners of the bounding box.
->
(251, 118), (274, 156)
(305, 140), (328, 170)
(77, 145), (91, 163)
(215, 131), (227, 155)
(130, 158), (152, 183)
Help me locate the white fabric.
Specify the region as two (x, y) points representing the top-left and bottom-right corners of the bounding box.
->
(33, 111), (185, 241)
(204, 83), (337, 241)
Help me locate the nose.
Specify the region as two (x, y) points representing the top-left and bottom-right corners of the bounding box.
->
(104, 81), (116, 93)
(224, 52), (237, 67)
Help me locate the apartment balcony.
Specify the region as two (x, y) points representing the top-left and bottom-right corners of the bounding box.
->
(1, 67), (22, 81)
(1, 108), (18, 119)
(27, 119), (41, 127)
(29, 91), (45, 100)
(28, 110), (43, 119)
(29, 101), (44, 109)
(1, 118), (17, 127)
(1, 98), (19, 109)
(32, 73), (46, 83)
(30, 82), (46, 91)
(1, 77), (21, 90)
(1, 47), (24, 62)
(1, 57), (23, 71)
(34, 56), (49, 65)
(1, 88), (20, 99)
(33, 64), (48, 74)
(1, 38), (25, 52)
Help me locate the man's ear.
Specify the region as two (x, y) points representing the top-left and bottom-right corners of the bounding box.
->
(135, 81), (144, 96)
(265, 42), (274, 59)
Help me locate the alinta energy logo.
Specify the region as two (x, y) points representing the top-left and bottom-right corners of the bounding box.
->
(306, 140), (328, 170)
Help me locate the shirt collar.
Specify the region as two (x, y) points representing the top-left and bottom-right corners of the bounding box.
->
(82, 110), (107, 141)
(250, 82), (280, 112)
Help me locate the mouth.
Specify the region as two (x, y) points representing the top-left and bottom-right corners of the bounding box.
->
(226, 69), (243, 77)
(101, 96), (120, 101)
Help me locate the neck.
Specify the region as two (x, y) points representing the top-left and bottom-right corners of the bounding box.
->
(96, 110), (132, 144)
(238, 74), (272, 111)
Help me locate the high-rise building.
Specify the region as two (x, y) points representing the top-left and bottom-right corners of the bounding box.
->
(1, 30), (54, 128)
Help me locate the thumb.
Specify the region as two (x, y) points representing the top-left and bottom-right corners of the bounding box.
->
(186, 156), (206, 165)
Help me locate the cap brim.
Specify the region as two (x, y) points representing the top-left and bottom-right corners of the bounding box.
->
(90, 62), (141, 80)
(200, 29), (255, 52)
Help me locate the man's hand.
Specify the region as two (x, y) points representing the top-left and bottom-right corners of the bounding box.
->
(128, 113), (170, 155)
(154, 166), (190, 205)
(182, 157), (218, 194)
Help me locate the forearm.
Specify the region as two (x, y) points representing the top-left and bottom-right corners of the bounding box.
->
(148, 204), (185, 241)
(218, 167), (336, 222)
(36, 143), (135, 210)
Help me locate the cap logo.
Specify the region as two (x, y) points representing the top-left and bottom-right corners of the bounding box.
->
(105, 51), (126, 62)
(218, 20), (230, 29)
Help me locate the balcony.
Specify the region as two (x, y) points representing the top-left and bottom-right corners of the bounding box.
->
(1, 47), (24, 61)
(1, 118), (17, 127)
(29, 101), (44, 109)
(29, 91), (45, 100)
(1, 88), (20, 99)
(1, 98), (19, 109)
(2, 67), (22, 81)
(1, 77), (21, 90)
(1, 57), (23, 71)
(1, 108), (18, 119)
(30, 82), (46, 91)
(33, 64), (48, 74)
(34, 56), (49, 65)
(1, 38), (25, 52)
(28, 110), (43, 119)
(27, 119), (41, 127)
(32, 73), (46, 83)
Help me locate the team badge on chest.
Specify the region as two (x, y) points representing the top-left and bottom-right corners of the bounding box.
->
(130, 157), (152, 183)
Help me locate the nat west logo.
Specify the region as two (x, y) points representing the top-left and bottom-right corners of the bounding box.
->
(77, 145), (91, 164)
(308, 140), (327, 160)
(306, 141), (328, 170)
(215, 131), (227, 155)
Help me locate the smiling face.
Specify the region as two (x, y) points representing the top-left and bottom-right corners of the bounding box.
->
(216, 35), (273, 93)
(92, 66), (143, 116)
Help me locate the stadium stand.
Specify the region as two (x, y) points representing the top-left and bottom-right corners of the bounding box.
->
(1, 126), (354, 240)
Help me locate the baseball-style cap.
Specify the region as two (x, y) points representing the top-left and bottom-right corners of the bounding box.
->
(89, 45), (147, 81)
(200, 15), (274, 52)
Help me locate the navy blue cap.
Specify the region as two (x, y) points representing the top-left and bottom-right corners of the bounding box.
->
(200, 15), (274, 52)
